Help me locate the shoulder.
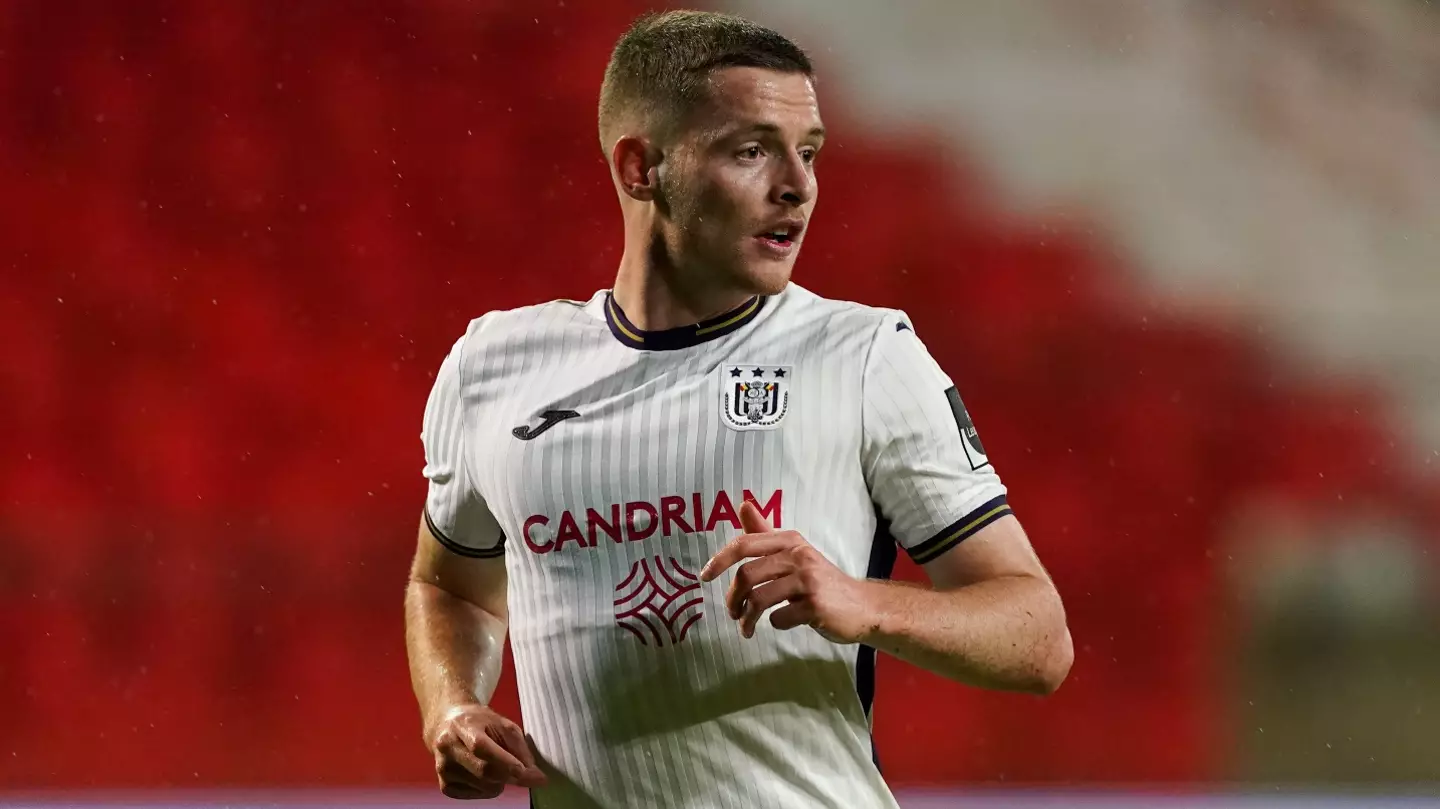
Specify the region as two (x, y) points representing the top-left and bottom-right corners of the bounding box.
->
(772, 283), (913, 353)
(454, 292), (604, 357)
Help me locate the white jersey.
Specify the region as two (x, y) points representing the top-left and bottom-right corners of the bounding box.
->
(420, 283), (1010, 809)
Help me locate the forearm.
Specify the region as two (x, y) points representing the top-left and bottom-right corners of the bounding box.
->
(404, 580), (508, 731)
(859, 575), (1071, 694)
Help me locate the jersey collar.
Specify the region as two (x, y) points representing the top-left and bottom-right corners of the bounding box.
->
(604, 291), (766, 351)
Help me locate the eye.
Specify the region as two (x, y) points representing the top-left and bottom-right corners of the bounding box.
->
(799, 147), (819, 164)
(738, 145), (763, 160)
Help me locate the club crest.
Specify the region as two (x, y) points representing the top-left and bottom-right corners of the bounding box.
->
(720, 365), (791, 431)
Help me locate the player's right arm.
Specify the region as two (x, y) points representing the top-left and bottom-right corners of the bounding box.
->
(405, 332), (545, 799)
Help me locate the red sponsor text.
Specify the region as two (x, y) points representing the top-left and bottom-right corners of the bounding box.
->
(521, 489), (781, 555)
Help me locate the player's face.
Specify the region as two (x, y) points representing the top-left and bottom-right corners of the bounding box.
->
(659, 67), (824, 296)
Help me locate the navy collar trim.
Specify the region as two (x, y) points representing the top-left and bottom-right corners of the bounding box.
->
(604, 292), (765, 351)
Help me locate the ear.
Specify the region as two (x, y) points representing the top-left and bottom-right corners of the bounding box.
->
(612, 135), (662, 202)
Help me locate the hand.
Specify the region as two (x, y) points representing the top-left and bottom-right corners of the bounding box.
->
(699, 501), (879, 644)
(427, 703), (548, 799)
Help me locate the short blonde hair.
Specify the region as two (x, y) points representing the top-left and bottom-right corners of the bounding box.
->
(597, 10), (813, 151)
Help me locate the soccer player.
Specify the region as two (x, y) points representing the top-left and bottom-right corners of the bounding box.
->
(404, 10), (1072, 807)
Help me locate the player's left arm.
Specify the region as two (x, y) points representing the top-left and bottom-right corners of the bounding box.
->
(857, 512), (1070, 695)
(702, 312), (1072, 695)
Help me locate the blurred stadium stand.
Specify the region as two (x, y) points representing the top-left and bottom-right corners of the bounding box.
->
(2, 0), (1438, 801)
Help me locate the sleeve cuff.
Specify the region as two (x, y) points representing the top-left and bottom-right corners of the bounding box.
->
(904, 495), (1012, 565)
(424, 505), (506, 559)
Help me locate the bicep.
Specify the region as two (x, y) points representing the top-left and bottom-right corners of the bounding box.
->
(410, 512), (508, 621)
(919, 514), (1048, 591)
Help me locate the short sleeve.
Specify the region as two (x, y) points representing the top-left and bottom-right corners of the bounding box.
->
(861, 311), (1012, 565)
(421, 335), (505, 558)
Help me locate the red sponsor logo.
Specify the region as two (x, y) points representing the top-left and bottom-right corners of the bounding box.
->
(521, 489), (781, 556)
(614, 556), (704, 647)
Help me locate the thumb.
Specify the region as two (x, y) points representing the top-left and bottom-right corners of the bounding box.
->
(738, 500), (773, 534)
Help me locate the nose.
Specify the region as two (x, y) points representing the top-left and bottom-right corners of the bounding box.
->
(770, 152), (814, 207)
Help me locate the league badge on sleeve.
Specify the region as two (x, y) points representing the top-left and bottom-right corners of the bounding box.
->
(946, 385), (990, 470)
(719, 365), (791, 431)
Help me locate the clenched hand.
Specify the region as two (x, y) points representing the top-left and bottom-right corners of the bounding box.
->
(427, 703), (547, 800)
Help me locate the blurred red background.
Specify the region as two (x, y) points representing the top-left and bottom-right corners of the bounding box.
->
(2, 0), (1431, 791)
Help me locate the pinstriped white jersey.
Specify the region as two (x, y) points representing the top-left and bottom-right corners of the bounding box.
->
(420, 282), (1011, 809)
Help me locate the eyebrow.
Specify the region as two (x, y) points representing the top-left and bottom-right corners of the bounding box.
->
(739, 122), (827, 139)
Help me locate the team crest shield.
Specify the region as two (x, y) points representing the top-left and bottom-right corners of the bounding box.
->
(719, 365), (791, 431)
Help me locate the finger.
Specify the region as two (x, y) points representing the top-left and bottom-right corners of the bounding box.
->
(739, 575), (807, 639)
(474, 735), (531, 784)
(738, 500), (773, 534)
(768, 600), (815, 632)
(449, 733), (528, 785)
(437, 771), (506, 794)
(440, 781), (501, 800)
(494, 723), (548, 787)
(437, 757), (505, 799)
(701, 534), (798, 582)
(522, 732), (554, 788)
(725, 554), (797, 619)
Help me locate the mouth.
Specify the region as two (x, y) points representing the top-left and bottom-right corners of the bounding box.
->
(754, 220), (805, 251)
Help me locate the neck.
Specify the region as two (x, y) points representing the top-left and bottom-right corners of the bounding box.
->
(611, 237), (753, 332)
